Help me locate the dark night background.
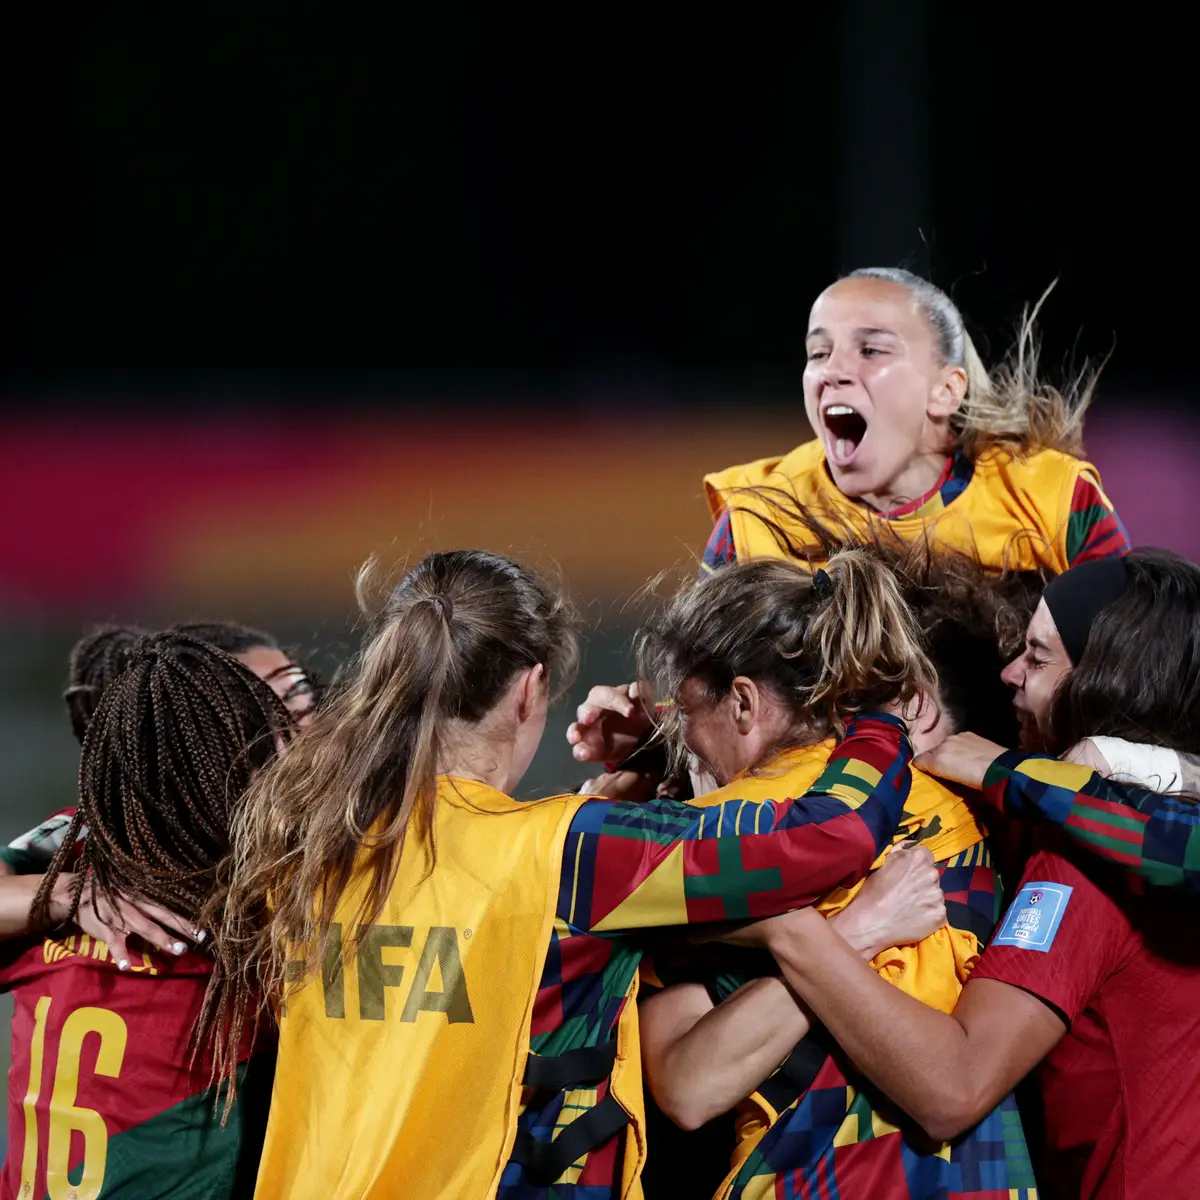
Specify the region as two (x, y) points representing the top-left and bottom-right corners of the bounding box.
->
(0, 1), (1192, 1176)
(0, 5), (1187, 394)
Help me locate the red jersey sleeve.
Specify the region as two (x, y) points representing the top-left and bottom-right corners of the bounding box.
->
(1065, 469), (1131, 565)
(970, 847), (1135, 1023)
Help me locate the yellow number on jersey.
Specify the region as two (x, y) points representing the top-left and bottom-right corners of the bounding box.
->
(19, 997), (129, 1200)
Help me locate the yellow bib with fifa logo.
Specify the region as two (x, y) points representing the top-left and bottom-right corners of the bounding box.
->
(255, 776), (646, 1200)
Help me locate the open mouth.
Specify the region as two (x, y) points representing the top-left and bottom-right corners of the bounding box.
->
(1013, 703), (1039, 748)
(822, 405), (868, 466)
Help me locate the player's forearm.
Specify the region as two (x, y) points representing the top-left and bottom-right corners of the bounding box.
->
(0, 872), (74, 938)
(655, 908), (889, 1128)
(572, 716), (911, 935)
(647, 976), (813, 1129)
(759, 714), (914, 905)
(986, 750), (1200, 891)
(767, 908), (981, 1140)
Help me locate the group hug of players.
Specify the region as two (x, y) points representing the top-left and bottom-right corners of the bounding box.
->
(2, 266), (1196, 1200)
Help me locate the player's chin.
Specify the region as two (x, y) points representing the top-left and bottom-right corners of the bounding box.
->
(827, 458), (883, 499)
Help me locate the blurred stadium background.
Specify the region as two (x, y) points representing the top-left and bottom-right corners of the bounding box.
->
(0, 0), (1189, 1160)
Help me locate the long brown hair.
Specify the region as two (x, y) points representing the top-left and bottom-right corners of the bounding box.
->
(637, 548), (936, 773)
(36, 633), (290, 933)
(205, 549), (580, 1096)
(1048, 549), (1200, 756)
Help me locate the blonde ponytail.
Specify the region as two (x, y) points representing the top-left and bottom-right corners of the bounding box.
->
(804, 549), (936, 731)
(953, 285), (1095, 458)
(637, 551), (936, 762)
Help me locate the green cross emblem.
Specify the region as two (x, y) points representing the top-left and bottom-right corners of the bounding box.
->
(684, 838), (783, 919)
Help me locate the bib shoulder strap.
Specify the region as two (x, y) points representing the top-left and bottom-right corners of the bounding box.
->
(509, 1038), (629, 1184)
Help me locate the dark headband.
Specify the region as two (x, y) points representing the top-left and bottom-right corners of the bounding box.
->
(1042, 556), (1130, 666)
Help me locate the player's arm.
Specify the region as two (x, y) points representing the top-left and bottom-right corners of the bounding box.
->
(561, 714), (912, 936)
(0, 870), (77, 937)
(920, 735), (1200, 892)
(640, 843), (944, 1129)
(640, 977), (806, 1130)
(762, 911), (1062, 1140)
(762, 850), (1110, 1140)
(1066, 469), (1131, 564)
(0, 847), (197, 961)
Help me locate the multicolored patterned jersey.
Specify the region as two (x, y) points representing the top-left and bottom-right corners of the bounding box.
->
(5, 808), (83, 874)
(644, 748), (1036, 1200)
(982, 749), (1200, 892)
(497, 714), (913, 1199)
(689, 844), (1034, 1200)
(0, 917), (271, 1198)
(702, 448), (1129, 575)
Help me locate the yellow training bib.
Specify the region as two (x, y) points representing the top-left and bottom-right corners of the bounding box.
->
(255, 777), (589, 1200)
(704, 440), (1108, 573)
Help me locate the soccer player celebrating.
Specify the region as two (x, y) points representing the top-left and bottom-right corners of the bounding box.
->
(0, 621), (320, 959)
(209, 548), (926, 1200)
(635, 552), (1041, 1199)
(741, 549), (1200, 1199)
(703, 267), (1129, 574)
(0, 633), (292, 1199)
(921, 551), (1200, 891)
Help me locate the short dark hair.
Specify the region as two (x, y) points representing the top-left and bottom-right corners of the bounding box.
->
(894, 548), (1046, 744)
(1049, 549), (1200, 755)
(169, 620), (278, 655)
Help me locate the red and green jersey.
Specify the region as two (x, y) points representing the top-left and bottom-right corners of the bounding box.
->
(659, 843), (1037, 1200)
(981, 749), (1200, 893)
(497, 714), (912, 1199)
(0, 923), (271, 1199)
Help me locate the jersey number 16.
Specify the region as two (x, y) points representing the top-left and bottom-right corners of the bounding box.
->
(19, 996), (128, 1200)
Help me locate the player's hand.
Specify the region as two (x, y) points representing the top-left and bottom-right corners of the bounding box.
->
(578, 769), (659, 802)
(566, 682), (653, 764)
(831, 844), (946, 959)
(66, 878), (200, 970)
(914, 731), (1004, 790)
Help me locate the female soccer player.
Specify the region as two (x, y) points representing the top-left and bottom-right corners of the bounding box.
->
(921, 550), (1200, 891)
(171, 620), (319, 726)
(0, 620), (320, 957)
(702, 267), (1129, 575)
(743, 549), (1200, 1198)
(210, 548), (929, 1200)
(569, 271), (1125, 779)
(635, 553), (1041, 1199)
(0, 633), (292, 1199)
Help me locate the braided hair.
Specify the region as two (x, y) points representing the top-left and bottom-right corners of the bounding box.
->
(63, 624), (151, 744)
(32, 631), (293, 950)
